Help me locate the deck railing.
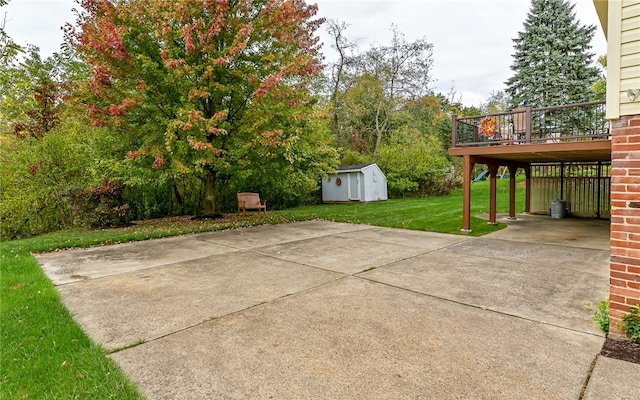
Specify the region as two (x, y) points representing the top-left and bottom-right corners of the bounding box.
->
(451, 101), (608, 148)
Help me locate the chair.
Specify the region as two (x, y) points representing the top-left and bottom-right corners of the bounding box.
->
(237, 192), (267, 215)
(511, 107), (527, 143)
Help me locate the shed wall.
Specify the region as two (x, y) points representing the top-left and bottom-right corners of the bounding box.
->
(362, 166), (388, 201)
(321, 164), (388, 202)
(322, 174), (350, 202)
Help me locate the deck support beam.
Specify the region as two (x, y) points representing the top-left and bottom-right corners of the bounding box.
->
(462, 155), (474, 232)
(488, 164), (499, 225)
(524, 164), (531, 213)
(508, 165), (518, 219)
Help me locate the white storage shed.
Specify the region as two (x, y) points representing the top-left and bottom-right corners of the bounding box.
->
(322, 163), (388, 203)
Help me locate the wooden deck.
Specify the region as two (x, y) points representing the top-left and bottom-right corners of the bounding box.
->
(449, 139), (611, 164)
(448, 101), (611, 232)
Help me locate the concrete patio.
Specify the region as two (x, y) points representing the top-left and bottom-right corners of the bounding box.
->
(37, 215), (640, 399)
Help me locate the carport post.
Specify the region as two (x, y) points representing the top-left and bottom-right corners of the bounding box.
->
(508, 165), (517, 219)
(462, 155), (473, 232)
(488, 164), (499, 225)
(524, 164), (531, 214)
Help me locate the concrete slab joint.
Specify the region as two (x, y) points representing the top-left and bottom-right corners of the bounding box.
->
(35, 219), (635, 399)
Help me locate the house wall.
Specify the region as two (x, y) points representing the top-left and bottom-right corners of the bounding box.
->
(605, 0), (640, 119)
(609, 114), (640, 336)
(596, 0), (640, 339)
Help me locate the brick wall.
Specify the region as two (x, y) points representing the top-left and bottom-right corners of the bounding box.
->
(610, 114), (640, 336)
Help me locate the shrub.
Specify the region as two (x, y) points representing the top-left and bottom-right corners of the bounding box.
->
(586, 299), (610, 334)
(620, 305), (640, 343)
(68, 179), (131, 228)
(0, 126), (90, 239)
(377, 136), (457, 198)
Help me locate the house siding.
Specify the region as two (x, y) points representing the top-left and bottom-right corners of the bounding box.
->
(620, 0), (640, 117)
(604, 0), (640, 119)
(609, 114), (640, 336)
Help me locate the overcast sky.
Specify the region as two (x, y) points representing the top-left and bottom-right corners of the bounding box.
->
(2, 0), (607, 106)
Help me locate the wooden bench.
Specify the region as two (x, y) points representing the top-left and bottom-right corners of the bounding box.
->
(237, 192), (267, 215)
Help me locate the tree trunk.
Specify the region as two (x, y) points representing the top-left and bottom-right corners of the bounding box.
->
(372, 101), (387, 163)
(203, 171), (217, 217)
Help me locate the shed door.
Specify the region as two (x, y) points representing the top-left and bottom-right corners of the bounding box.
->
(348, 173), (361, 201)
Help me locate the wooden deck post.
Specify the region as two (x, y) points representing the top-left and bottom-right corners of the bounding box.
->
(524, 164), (531, 213)
(525, 106), (532, 143)
(451, 114), (458, 149)
(488, 164), (499, 225)
(508, 165), (517, 219)
(462, 155), (473, 232)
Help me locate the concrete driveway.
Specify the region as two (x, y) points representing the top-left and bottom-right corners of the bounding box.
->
(37, 215), (639, 399)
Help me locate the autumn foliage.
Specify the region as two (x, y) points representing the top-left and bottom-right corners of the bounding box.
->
(65, 0), (327, 215)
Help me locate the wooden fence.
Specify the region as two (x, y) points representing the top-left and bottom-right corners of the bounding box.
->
(530, 162), (611, 218)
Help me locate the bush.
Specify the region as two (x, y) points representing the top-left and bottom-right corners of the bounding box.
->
(0, 126), (90, 239)
(377, 136), (457, 198)
(122, 174), (204, 220)
(218, 165), (324, 212)
(68, 179), (131, 228)
(621, 305), (640, 343)
(586, 299), (610, 334)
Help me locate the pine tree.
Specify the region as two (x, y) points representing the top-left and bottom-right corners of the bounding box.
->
(505, 0), (600, 107)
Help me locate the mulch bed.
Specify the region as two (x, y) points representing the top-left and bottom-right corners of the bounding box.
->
(600, 338), (640, 364)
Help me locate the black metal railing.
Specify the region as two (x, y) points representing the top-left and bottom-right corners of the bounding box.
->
(451, 101), (608, 147)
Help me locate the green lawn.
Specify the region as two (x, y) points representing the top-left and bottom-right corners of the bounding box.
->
(1, 243), (144, 399)
(0, 178), (523, 399)
(278, 177), (525, 235)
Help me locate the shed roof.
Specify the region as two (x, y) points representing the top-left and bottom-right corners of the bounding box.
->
(336, 163), (372, 171)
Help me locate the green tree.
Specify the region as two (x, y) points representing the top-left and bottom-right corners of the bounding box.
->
(67, 0), (333, 216)
(324, 23), (434, 160)
(362, 25), (434, 101)
(481, 90), (511, 115)
(505, 0), (599, 107)
(340, 73), (390, 156)
(0, 41), (87, 138)
(322, 23), (458, 197)
(592, 55), (607, 101)
(0, 6), (25, 136)
(377, 134), (452, 197)
(401, 94), (452, 152)
(8, 47), (62, 138)
(436, 92), (482, 118)
(360, 25), (434, 161)
(325, 19), (358, 150)
(0, 118), (106, 239)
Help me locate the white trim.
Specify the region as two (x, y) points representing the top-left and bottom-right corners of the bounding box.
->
(606, 0), (623, 119)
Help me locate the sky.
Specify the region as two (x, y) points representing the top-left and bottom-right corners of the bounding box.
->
(2, 0), (608, 106)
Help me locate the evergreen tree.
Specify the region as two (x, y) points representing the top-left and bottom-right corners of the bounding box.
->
(505, 0), (599, 107)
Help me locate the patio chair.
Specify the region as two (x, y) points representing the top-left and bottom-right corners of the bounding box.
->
(511, 107), (527, 143)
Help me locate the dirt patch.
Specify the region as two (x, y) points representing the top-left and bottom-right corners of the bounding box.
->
(600, 338), (640, 364)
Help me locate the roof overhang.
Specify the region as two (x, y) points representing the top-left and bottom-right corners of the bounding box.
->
(593, 0), (609, 38)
